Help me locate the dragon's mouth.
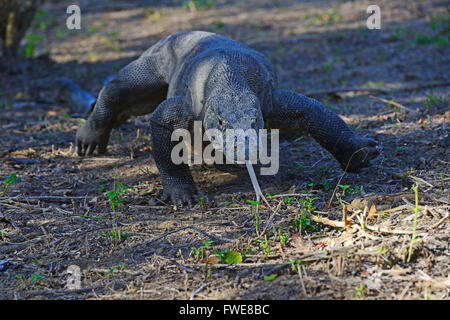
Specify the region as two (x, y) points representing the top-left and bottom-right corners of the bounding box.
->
(204, 129), (259, 163)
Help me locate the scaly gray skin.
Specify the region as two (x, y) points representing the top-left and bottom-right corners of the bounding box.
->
(76, 31), (379, 205)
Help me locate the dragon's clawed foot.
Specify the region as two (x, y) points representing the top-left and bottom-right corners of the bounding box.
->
(342, 137), (380, 173)
(76, 120), (110, 156)
(160, 183), (199, 207)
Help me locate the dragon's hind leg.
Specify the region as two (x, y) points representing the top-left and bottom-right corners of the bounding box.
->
(264, 89), (379, 172)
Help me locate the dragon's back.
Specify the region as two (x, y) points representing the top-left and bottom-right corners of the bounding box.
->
(147, 31), (277, 107)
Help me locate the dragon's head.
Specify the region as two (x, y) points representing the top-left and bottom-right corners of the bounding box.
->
(203, 93), (264, 162)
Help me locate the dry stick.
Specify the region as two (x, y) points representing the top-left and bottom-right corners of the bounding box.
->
(182, 249), (383, 271)
(27, 285), (100, 296)
(362, 223), (419, 235)
(297, 266), (308, 297)
(0, 195), (93, 203)
(81, 157), (121, 162)
(305, 81), (450, 96)
(144, 225), (234, 247)
(306, 87), (388, 96)
(408, 175), (434, 188)
(189, 283), (208, 300)
(369, 95), (418, 113)
(268, 193), (314, 199)
(306, 212), (346, 228)
(305, 208), (420, 235)
(258, 200), (284, 238)
(428, 213), (449, 230)
(327, 146), (370, 208)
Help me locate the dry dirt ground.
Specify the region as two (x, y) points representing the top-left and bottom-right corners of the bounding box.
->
(0, 0), (449, 300)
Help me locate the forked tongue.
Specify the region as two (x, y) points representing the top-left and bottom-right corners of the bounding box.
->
(245, 160), (271, 209)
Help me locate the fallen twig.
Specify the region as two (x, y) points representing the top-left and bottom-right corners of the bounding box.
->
(144, 225), (235, 247)
(305, 81), (450, 96)
(369, 95), (418, 113)
(0, 195), (92, 203)
(428, 213), (449, 230)
(189, 283), (208, 300)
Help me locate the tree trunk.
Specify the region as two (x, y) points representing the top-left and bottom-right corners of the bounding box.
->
(0, 0), (46, 57)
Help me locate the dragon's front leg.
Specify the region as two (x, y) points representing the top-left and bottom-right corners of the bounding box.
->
(265, 89), (379, 172)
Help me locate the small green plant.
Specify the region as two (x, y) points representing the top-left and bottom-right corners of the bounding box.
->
(119, 262), (127, 270)
(264, 274), (278, 281)
(322, 179), (332, 191)
(415, 33), (448, 45)
(365, 80), (384, 89)
(24, 33), (45, 58)
(305, 8), (341, 25)
(54, 29), (65, 39)
(183, 0), (215, 10)
(291, 197), (320, 232)
(336, 185), (360, 204)
(212, 20), (226, 29)
(283, 197), (292, 204)
(15, 274), (27, 289)
(97, 179), (109, 193)
(87, 25), (97, 33)
(295, 162), (307, 170)
(107, 227), (131, 241)
(107, 175), (133, 214)
(300, 196), (318, 212)
(192, 240), (214, 260)
(2, 173), (17, 195)
(424, 91), (444, 111)
(407, 184), (420, 263)
(195, 195), (208, 208)
(289, 259), (306, 271)
(257, 235), (270, 257)
(307, 183), (317, 192)
(31, 273), (43, 281)
(354, 284), (365, 297)
(291, 210), (312, 232)
(277, 226), (289, 244)
(338, 184), (351, 196)
(391, 27), (410, 40)
(430, 13), (450, 32)
(145, 7), (163, 20)
(247, 200), (261, 235)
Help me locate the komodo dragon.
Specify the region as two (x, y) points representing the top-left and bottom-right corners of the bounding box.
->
(75, 31), (379, 205)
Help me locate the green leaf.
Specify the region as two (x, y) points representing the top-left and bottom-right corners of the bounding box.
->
(263, 274), (278, 281)
(223, 251), (242, 265)
(31, 273), (42, 280)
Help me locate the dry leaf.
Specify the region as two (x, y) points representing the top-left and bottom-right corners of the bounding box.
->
(291, 232), (300, 239)
(205, 255), (219, 264)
